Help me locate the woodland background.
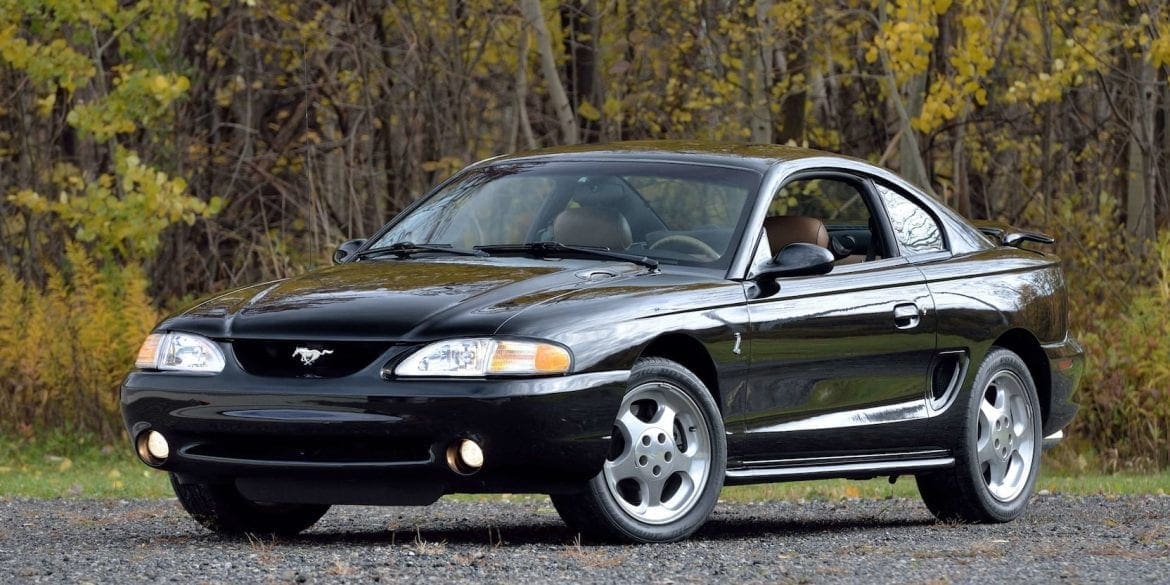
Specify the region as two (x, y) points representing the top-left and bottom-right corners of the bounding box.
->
(0, 0), (1168, 470)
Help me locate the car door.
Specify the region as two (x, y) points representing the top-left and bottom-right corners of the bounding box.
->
(732, 172), (940, 464)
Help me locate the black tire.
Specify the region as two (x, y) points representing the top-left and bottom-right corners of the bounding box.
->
(550, 357), (726, 543)
(170, 474), (329, 536)
(917, 347), (1042, 523)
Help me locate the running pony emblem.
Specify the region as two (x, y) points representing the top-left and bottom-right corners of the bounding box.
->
(292, 347), (333, 366)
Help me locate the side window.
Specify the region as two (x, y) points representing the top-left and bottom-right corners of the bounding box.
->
(875, 183), (946, 255)
(760, 177), (883, 265)
(773, 178), (870, 223)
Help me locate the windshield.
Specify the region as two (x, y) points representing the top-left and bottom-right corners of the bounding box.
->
(371, 161), (761, 268)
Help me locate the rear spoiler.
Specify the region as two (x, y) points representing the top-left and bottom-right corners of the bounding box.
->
(973, 221), (1056, 247)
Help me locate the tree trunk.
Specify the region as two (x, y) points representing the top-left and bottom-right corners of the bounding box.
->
(1125, 46), (1157, 241)
(749, 0), (774, 143)
(779, 57), (809, 145)
(519, 0), (579, 145)
(514, 23), (538, 150)
(562, 0), (600, 142)
(952, 118), (971, 217)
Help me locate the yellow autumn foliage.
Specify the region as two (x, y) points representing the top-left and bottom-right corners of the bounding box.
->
(0, 244), (157, 438)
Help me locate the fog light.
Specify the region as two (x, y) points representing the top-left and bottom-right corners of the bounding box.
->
(459, 439), (484, 469)
(147, 431), (169, 460)
(136, 430), (169, 466)
(446, 438), (484, 475)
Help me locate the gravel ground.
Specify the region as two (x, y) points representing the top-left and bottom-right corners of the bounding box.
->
(1, 493), (1168, 584)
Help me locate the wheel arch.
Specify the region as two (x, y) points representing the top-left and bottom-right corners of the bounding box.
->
(638, 334), (722, 411)
(992, 328), (1051, 426)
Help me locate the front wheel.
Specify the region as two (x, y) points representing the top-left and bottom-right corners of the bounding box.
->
(551, 357), (726, 543)
(170, 474), (330, 536)
(917, 347), (1042, 523)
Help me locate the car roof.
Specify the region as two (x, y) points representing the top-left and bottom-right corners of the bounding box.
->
(481, 141), (851, 173)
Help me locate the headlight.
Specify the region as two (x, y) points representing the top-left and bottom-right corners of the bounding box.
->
(393, 338), (571, 377)
(135, 332), (226, 373)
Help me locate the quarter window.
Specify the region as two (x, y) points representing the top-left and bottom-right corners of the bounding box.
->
(876, 184), (946, 254)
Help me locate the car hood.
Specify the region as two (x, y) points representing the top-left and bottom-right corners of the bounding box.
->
(161, 257), (650, 341)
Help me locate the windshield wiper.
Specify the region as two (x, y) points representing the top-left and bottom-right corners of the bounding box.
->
(354, 241), (488, 260)
(477, 241), (659, 270)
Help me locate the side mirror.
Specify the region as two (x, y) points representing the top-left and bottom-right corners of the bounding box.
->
(755, 242), (835, 279)
(333, 239), (366, 264)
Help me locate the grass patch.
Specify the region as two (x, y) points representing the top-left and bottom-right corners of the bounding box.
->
(2, 433), (1168, 501)
(720, 478), (919, 502)
(0, 432), (170, 499)
(1034, 472), (1170, 496)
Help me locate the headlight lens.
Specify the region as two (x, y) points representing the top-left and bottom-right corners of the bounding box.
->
(394, 338), (571, 377)
(135, 332), (226, 373)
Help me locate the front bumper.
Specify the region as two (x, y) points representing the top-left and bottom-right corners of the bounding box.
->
(121, 367), (628, 505)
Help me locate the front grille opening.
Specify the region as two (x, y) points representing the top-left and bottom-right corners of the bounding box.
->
(185, 435), (431, 464)
(233, 340), (392, 378)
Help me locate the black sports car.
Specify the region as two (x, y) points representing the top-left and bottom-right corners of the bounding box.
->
(122, 142), (1082, 543)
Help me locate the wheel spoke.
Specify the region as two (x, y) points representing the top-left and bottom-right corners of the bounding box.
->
(606, 449), (640, 482)
(670, 441), (695, 474)
(645, 473), (669, 509)
(1008, 395), (1029, 438)
(977, 399), (998, 462)
(1012, 419), (1029, 440)
(633, 479), (651, 514)
(979, 398), (1001, 432)
(987, 452), (1007, 487)
(671, 472), (696, 508)
(1008, 449), (1025, 475)
(977, 432), (998, 466)
(650, 402), (677, 437)
(616, 407), (651, 444)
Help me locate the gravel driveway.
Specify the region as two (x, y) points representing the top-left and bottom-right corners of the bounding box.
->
(1, 493), (1167, 583)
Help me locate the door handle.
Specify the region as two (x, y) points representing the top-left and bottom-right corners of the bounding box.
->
(893, 303), (921, 330)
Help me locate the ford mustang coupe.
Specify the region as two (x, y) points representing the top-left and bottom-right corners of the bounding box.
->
(122, 142), (1082, 543)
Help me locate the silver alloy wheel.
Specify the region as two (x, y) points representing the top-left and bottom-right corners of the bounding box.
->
(602, 381), (712, 525)
(977, 370), (1036, 502)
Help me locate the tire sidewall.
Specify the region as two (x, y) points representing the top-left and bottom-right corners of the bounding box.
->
(588, 358), (726, 543)
(958, 348), (1043, 521)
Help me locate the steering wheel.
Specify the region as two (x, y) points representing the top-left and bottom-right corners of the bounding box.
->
(649, 235), (720, 262)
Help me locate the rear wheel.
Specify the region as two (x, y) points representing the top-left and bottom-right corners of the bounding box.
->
(551, 357), (726, 543)
(170, 474), (329, 536)
(917, 347), (1042, 523)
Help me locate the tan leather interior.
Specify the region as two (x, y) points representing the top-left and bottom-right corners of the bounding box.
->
(763, 215), (830, 256)
(553, 207), (633, 250)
